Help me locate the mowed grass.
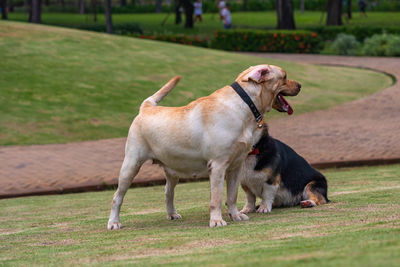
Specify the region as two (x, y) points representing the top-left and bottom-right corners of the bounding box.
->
(0, 164), (399, 266)
(8, 11), (400, 36)
(0, 21), (392, 145)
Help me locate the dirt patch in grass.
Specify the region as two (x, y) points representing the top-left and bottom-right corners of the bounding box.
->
(0, 30), (21, 38)
(81, 238), (239, 264)
(274, 251), (331, 261)
(185, 238), (240, 249)
(32, 239), (76, 247)
(269, 231), (329, 240)
(126, 208), (164, 215)
(0, 229), (24, 236)
(331, 185), (400, 196)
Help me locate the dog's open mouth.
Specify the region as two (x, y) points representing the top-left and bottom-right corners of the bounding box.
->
(277, 93), (293, 115)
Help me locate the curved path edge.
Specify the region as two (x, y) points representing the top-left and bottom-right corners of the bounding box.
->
(1, 54), (400, 199)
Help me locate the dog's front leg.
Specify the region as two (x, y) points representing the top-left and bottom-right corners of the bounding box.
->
(226, 167), (249, 222)
(209, 161), (228, 227)
(257, 183), (279, 213)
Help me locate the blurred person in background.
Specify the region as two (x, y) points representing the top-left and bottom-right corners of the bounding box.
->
(221, 2), (232, 29)
(359, 0), (367, 17)
(218, 0), (226, 20)
(194, 0), (203, 23)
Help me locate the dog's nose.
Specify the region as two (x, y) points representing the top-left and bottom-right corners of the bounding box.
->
(297, 83), (301, 91)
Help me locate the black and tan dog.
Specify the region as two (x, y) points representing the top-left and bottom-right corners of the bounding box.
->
(240, 126), (329, 214)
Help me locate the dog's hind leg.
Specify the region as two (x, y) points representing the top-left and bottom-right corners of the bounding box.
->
(107, 134), (148, 230)
(301, 180), (328, 208)
(164, 172), (181, 220)
(107, 156), (144, 230)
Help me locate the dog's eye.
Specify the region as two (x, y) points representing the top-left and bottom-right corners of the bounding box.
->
(283, 74), (287, 80)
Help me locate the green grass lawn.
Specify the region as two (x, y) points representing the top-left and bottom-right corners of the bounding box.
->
(1, 164), (399, 266)
(7, 11), (400, 36)
(0, 21), (392, 146)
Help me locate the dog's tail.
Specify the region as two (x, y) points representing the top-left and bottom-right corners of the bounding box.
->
(140, 76), (181, 110)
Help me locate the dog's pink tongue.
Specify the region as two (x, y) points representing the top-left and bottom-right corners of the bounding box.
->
(278, 94), (293, 115)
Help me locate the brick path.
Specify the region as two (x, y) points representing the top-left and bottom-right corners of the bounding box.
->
(1, 54), (399, 198)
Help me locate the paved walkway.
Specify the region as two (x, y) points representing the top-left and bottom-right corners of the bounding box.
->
(259, 54), (400, 163)
(1, 55), (399, 198)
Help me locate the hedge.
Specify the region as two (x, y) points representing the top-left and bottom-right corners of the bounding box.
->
(77, 23), (144, 35)
(211, 30), (323, 53)
(137, 34), (210, 48)
(307, 25), (400, 42)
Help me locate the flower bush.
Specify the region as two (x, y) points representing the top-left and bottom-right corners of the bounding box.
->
(211, 30), (323, 53)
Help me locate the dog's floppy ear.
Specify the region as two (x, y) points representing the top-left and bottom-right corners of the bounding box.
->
(242, 66), (270, 83)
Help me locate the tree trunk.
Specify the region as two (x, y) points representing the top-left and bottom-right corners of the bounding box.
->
(30, 0), (41, 23)
(44, 0), (48, 6)
(120, 0), (126, 7)
(91, 0), (97, 22)
(9, 0), (14, 12)
(175, 0), (182, 24)
(156, 0), (162, 13)
(276, 0), (295, 29)
(104, 0), (113, 34)
(28, 0), (31, 21)
(243, 0), (248, 11)
(326, 0), (342, 25)
(347, 0), (352, 19)
(78, 0), (85, 14)
(182, 0), (193, 28)
(1, 0), (7, 19)
(0, 0), (7, 19)
(300, 0), (304, 13)
(60, 0), (65, 11)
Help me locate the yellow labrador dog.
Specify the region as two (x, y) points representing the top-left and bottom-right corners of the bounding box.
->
(107, 64), (301, 229)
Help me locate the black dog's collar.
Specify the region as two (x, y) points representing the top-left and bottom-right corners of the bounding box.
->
(231, 82), (263, 126)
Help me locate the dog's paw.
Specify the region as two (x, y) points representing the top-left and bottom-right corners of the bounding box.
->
(256, 204), (271, 213)
(240, 206), (256, 214)
(209, 219), (227, 228)
(167, 213), (182, 220)
(300, 200), (316, 208)
(230, 212), (249, 222)
(107, 221), (122, 230)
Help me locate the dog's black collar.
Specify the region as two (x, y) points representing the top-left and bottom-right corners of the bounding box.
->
(231, 82), (263, 123)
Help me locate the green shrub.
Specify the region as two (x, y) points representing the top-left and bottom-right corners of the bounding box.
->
(369, 0), (400, 11)
(362, 33), (400, 56)
(137, 34), (209, 48)
(330, 33), (360, 55)
(386, 36), (400, 56)
(211, 30), (323, 53)
(77, 23), (143, 35)
(307, 25), (400, 42)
